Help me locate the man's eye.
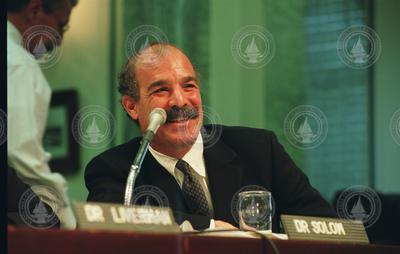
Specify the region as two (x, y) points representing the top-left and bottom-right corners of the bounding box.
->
(152, 88), (168, 94)
(183, 83), (196, 89)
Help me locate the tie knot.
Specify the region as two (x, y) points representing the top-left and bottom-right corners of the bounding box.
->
(175, 159), (192, 176)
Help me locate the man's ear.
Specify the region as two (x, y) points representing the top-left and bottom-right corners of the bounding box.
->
(122, 95), (139, 120)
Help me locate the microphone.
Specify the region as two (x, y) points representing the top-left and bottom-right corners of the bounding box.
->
(142, 108), (167, 143)
(124, 108), (167, 206)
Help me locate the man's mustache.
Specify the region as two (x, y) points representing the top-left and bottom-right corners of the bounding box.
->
(166, 106), (199, 123)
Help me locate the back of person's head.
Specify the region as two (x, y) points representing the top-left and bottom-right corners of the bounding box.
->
(7, 0), (78, 13)
(8, 0), (79, 52)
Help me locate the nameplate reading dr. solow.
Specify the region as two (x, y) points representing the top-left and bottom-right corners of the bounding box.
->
(73, 202), (180, 233)
(281, 214), (369, 243)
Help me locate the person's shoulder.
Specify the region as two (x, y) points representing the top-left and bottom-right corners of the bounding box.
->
(204, 124), (277, 150)
(84, 137), (142, 182)
(203, 125), (281, 161)
(86, 137), (140, 167)
(7, 38), (38, 68)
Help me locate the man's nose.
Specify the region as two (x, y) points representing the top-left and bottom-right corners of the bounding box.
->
(168, 87), (187, 108)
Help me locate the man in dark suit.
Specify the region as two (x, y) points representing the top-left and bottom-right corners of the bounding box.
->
(85, 43), (336, 230)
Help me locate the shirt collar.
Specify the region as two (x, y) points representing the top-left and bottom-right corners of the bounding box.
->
(149, 132), (206, 177)
(7, 20), (22, 46)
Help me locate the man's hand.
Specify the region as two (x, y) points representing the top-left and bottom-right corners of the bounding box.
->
(214, 220), (237, 229)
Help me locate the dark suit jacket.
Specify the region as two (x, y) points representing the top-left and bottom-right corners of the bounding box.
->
(85, 125), (336, 231)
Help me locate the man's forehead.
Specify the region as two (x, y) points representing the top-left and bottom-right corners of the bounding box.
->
(137, 45), (192, 66)
(135, 46), (196, 81)
(140, 44), (180, 55)
(137, 67), (196, 87)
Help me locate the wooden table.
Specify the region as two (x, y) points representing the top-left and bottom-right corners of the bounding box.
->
(7, 226), (400, 254)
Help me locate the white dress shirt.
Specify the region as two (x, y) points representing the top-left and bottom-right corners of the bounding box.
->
(149, 133), (215, 229)
(7, 21), (76, 229)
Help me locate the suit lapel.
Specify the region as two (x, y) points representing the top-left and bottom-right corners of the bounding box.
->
(135, 150), (189, 213)
(203, 137), (243, 222)
(131, 128), (245, 223)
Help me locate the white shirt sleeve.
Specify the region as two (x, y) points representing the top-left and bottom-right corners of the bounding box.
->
(7, 62), (76, 229)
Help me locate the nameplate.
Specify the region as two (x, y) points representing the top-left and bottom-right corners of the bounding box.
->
(73, 202), (180, 233)
(281, 215), (369, 243)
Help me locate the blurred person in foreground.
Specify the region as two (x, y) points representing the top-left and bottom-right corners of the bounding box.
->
(7, 0), (78, 229)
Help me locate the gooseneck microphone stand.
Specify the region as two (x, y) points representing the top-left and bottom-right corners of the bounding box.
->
(124, 108), (167, 206)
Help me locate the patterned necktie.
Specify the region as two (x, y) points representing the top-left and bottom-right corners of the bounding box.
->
(175, 159), (211, 217)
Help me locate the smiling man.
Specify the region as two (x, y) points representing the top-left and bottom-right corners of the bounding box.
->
(121, 44), (203, 159)
(85, 43), (336, 230)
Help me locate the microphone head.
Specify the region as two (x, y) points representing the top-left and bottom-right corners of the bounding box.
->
(146, 108), (167, 134)
(149, 108), (167, 125)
